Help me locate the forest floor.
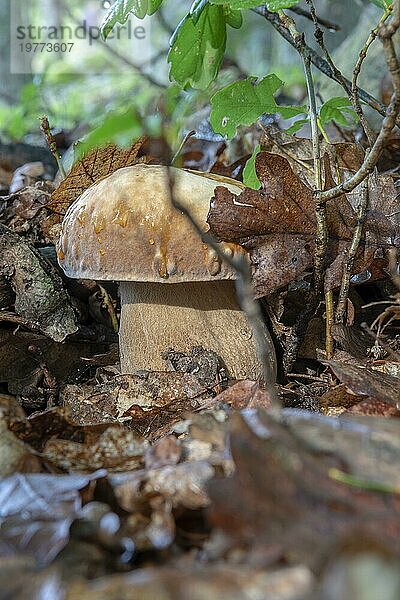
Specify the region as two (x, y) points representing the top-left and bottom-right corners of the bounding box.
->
(0, 125), (399, 599)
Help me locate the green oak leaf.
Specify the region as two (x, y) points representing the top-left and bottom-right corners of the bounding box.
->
(210, 75), (305, 138)
(243, 144), (262, 189)
(101, 0), (163, 39)
(210, 0), (300, 10)
(318, 97), (358, 128)
(168, 4), (227, 89)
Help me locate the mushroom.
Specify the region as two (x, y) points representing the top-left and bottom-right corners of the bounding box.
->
(57, 164), (276, 381)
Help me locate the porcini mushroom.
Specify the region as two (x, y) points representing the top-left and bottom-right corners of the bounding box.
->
(57, 164), (276, 381)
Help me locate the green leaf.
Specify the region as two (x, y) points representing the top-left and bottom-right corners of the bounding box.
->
(265, 0), (300, 10)
(226, 9), (243, 28)
(285, 118), (309, 135)
(210, 0), (266, 8)
(318, 97), (358, 128)
(369, 0), (391, 10)
(101, 0), (163, 39)
(168, 5), (227, 89)
(210, 75), (305, 138)
(243, 144), (262, 189)
(210, 0), (300, 10)
(75, 110), (143, 159)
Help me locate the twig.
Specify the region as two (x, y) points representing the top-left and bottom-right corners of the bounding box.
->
(302, 53), (326, 293)
(351, 11), (392, 145)
(252, 6), (396, 122)
(361, 322), (400, 362)
(288, 6), (340, 32)
(165, 169), (279, 406)
(305, 0), (374, 143)
(40, 115), (66, 179)
(60, 1), (166, 89)
(335, 177), (369, 323)
(277, 12), (327, 296)
(325, 290), (334, 358)
(318, 1), (400, 202)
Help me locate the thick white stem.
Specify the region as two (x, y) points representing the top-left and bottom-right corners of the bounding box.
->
(119, 280), (276, 381)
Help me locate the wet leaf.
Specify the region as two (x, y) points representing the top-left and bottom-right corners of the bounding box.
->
(168, 5), (227, 90)
(210, 76), (305, 138)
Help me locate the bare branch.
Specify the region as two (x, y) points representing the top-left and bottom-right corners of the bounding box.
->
(335, 177), (369, 323)
(319, 1), (400, 202)
(252, 6), (396, 122)
(288, 6), (340, 32)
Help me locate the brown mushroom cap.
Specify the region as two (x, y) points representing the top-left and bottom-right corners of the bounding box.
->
(57, 164), (247, 283)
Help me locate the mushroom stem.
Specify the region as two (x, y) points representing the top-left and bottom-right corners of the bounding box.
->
(119, 280), (276, 381)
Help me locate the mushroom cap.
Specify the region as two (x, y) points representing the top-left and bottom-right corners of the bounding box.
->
(57, 164), (247, 283)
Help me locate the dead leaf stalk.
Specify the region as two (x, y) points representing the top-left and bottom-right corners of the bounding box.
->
(40, 115), (66, 180)
(335, 178), (370, 324)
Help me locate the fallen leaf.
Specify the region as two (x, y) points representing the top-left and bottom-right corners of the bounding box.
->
(66, 563), (313, 600)
(208, 410), (400, 568)
(46, 138), (148, 223)
(207, 151), (399, 297)
(43, 426), (148, 473)
(0, 225), (77, 341)
(326, 361), (400, 405)
(0, 472), (101, 565)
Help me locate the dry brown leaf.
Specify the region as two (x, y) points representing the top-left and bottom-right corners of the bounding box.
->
(43, 426), (148, 473)
(208, 151), (399, 297)
(48, 138), (147, 218)
(326, 361), (400, 405)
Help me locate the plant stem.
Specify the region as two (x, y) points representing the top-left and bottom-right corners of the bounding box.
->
(40, 115), (66, 179)
(335, 178), (369, 324)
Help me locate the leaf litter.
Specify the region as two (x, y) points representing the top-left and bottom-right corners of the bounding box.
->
(0, 128), (399, 598)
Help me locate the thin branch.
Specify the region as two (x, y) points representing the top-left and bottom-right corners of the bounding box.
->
(61, 1), (167, 89)
(305, 0), (374, 143)
(319, 1), (400, 202)
(252, 6), (396, 123)
(303, 54), (326, 292)
(277, 11), (327, 294)
(335, 177), (369, 323)
(351, 12), (392, 145)
(288, 6), (340, 32)
(166, 169), (279, 406)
